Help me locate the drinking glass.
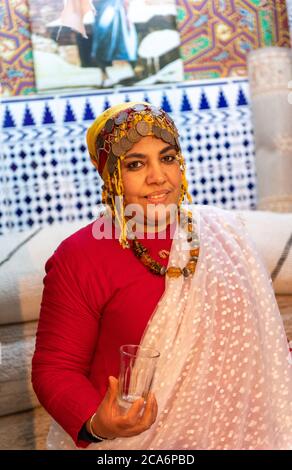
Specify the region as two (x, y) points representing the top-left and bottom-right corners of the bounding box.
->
(118, 344), (160, 411)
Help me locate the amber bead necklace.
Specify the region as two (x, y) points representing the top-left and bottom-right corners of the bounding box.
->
(130, 212), (200, 279)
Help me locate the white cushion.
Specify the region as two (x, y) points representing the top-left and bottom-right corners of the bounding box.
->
(237, 210), (292, 295)
(0, 222), (83, 325)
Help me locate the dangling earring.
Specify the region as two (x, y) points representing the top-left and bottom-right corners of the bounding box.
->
(178, 182), (186, 207)
(108, 161), (129, 249)
(180, 160), (192, 205)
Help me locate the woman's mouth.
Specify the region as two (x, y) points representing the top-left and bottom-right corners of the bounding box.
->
(144, 190), (171, 204)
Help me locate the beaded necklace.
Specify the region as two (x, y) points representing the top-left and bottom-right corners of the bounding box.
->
(130, 213), (200, 278)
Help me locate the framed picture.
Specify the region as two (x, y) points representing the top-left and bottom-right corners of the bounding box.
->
(28, 0), (183, 91)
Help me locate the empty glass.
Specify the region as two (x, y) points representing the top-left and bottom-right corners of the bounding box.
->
(118, 344), (160, 411)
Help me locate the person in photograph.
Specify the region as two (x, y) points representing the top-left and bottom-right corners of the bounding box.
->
(90, 0), (137, 85)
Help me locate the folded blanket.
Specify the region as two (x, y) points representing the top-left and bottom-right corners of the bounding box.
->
(0, 321), (39, 416)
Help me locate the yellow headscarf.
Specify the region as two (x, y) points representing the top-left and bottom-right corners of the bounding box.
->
(87, 102), (141, 171)
(86, 102), (192, 248)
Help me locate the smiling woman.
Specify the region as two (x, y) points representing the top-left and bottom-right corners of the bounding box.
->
(31, 102), (292, 450)
(86, 101), (192, 247)
(121, 136), (182, 231)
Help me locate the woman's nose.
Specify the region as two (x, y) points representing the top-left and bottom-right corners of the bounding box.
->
(146, 163), (167, 185)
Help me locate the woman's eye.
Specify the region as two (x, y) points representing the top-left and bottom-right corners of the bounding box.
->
(162, 155), (177, 163)
(126, 161), (143, 170)
(126, 155), (177, 170)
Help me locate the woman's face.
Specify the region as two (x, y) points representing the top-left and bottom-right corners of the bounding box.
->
(120, 135), (182, 228)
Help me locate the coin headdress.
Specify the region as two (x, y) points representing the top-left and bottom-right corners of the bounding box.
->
(87, 102), (192, 248)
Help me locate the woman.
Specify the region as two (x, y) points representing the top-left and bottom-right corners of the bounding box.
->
(32, 102), (292, 450)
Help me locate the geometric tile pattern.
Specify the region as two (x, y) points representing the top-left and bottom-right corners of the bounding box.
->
(0, 0), (36, 96)
(176, 0), (291, 80)
(0, 78), (257, 234)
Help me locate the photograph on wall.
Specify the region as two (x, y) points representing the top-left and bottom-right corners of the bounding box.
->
(28, 0), (183, 91)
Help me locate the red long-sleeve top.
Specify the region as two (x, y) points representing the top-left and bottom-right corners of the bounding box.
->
(31, 217), (173, 448)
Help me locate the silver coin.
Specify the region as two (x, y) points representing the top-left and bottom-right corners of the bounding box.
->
(136, 120), (150, 136)
(127, 128), (141, 143)
(112, 141), (124, 157)
(161, 129), (173, 144)
(174, 135), (181, 149)
(169, 134), (176, 146)
(104, 118), (115, 133)
(133, 104), (146, 112)
(114, 111), (128, 125)
(150, 106), (161, 116)
(120, 136), (133, 151)
(152, 125), (162, 139)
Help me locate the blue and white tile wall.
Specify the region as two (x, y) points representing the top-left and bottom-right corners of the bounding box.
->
(0, 78), (257, 234)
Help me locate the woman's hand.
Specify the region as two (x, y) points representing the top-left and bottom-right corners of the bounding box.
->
(87, 376), (158, 440)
